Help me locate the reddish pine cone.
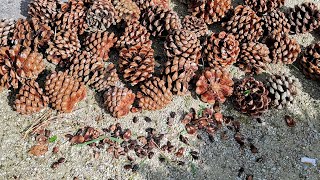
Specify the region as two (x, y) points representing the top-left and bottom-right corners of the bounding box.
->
(0, 19), (15, 46)
(196, 68), (233, 104)
(234, 77), (271, 116)
(103, 87), (136, 118)
(12, 19), (32, 48)
(244, 0), (285, 14)
(299, 43), (320, 80)
(28, 0), (60, 25)
(133, 0), (154, 10)
(45, 71), (86, 113)
(86, 0), (117, 30)
(90, 63), (120, 92)
(203, 31), (240, 68)
(182, 15), (208, 38)
(262, 9), (290, 36)
(137, 77), (173, 110)
(223, 5), (264, 43)
(113, 0), (140, 24)
(189, 0), (231, 24)
(14, 80), (49, 115)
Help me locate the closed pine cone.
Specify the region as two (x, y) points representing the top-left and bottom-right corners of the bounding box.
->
(28, 0), (59, 26)
(262, 9), (290, 36)
(203, 31), (240, 68)
(45, 71), (86, 113)
(14, 80), (49, 115)
(112, 0), (140, 24)
(137, 77), (173, 110)
(164, 29), (201, 63)
(116, 21), (151, 49)
(119, 43), (155, 86)
(237, 42), (271, 75)
(244, 0), (285, 14)
(103, 87), (136, 118)
(140, 6), (181, 37)
(90, 63), (120, 92)
(83, 31), (117, 61)
(289, 2), (320, 34)
(0, 19), (15, 46)
(299, 43), (320, 80)
(266, 73), (298, 109)
(86, 0), (117, 30)
(182, 15), (208, 38)
(234, 77), (271, 116)
(223, 5), (264, 43)
(0, 45), (45, 89)
(46, 30), (81, 65)
(189, 0), (231, 24)
(196, 68), (233, 104)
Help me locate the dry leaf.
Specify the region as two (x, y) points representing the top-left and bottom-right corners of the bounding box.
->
(29, 144), (48, 156)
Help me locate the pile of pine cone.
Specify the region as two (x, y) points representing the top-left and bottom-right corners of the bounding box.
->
(0, 0), (318, 117)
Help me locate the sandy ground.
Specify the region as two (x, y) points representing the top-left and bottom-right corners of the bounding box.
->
(0, 0), (320, 180)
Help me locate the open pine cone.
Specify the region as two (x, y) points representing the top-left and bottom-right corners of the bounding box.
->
(223, 5), (264, 43)
(14, 80), (49, 115)
(234, 77), (271, 116)
(12, 19), (32, 48)
(237, 42), (271, 75)
(203, 31), (240, 68)
(196, 68), (234, 104)
(262, 9), (290, 36)
(182, 15), (208, 38)
(86, 0), (117, 30)
(189, 0), (231, 24)
(266, 73), (298, 109)
(289, 2), (320, 34)
(90, 63), (120, 92)
(0, 19), (15, 46)
(133, 0), (154, 11)
(137, 77), (173, 110)
(28, 0), (59, 26)
(104, 87), (136, 118)
(299, 43), (320, 80)
(45, 71), (86, 113)
(113, 0), (140, 24)
(119, 43), (155, 86)
(244, 0), (285, 14)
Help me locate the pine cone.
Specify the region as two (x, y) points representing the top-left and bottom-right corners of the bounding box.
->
(196, 68), (233, 104)
(299, 43), (320, 80)
(182, 15), (208, 38)
(119, 43), (155, 86)
(83, 31), (117, 61)
(116, 21), (151, 49)
(234, 77), (271, 116)
(103, 87), (136, 118)
(46, 30), (81, 65)
(189, 0), (231, 24)
(90, 63), (120, 92)
(266, 73), (298, 109)
(244, 0), (285, 14)
(45, 71), (86, 113)
(237, 42), (271, 74)
(86, 0), (117, 30)
(0, 45), (45, 89)
(164, 29), (201, 63)
(289, 2), (320, 34)
(223, 5), (264, 43)
(140, 6), (181, 37)
(203, 31), (240, 68)
(113, 0), (140, 24)
(137, 77), (173, 110)
(133, 0), (154, 11)
(14, 80), (49, 115)
(12, 19), (32, 48)
(28, 0), (59, 25)
(262, 9), (290, 36)
(0, 19), (15, 46)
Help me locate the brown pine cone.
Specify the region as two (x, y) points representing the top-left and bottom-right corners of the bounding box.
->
(299, 43), (320, 80)
(14, 80), (49, 115)
(182, 15), (208, 38)
(189, 0), (231, 24)
(137, 77), (173, 110)
(86, 0), (117, 30)
(244, 0), (285, 14)
(203, 31), (240, 68)
(223, 5), (264, 43)
(234, 77), (271, 116)
(0, 19), (15, 46)
(90, 63), (120, 92)
(28, 0), (59, 25)
(266, 73), (298, 109)
(45, 71), (87, 113)
(133, 0), (154, 11)
(12, 19), (32, 48)
(289, 2), (320, 34)
(103, 87), (136, 118)
(196, 68), (233, 104)
(262, 9), (290, 36)
(30, 18), (53, 50)
(237, 42), (271, 74)
(113, 0), (140, 24)
(140, 6), (181, 37)
(119, 43), (155, 86)
(164, 29), (201, 63)
(0, 45), (45, 89)
(116, 21), (151, 49)
(83, 31), (117, 61)
(46, 30), (81, 65)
